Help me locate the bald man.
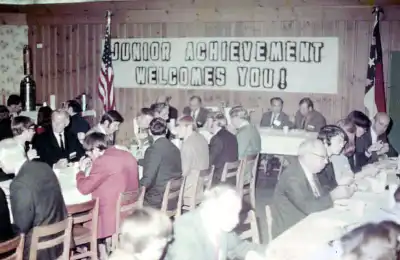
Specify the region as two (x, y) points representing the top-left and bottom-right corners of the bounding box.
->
(354, 112), (398, 169)
(33, 109), (85, 168)
(270, 139), (355, 238)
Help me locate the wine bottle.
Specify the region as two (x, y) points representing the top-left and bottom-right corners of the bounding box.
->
(20, 45), (37, 111)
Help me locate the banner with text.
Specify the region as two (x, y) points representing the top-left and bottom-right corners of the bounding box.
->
(111, 37), (339, 94)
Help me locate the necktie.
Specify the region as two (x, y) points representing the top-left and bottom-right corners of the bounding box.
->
(59, 133), (65, 152)
(191, 110), (196, 119)
(311, 173), (322, 197)
(301, 117), (306, 129)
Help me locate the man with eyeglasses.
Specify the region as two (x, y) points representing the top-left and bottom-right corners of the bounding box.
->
(269, 139), (355, 238)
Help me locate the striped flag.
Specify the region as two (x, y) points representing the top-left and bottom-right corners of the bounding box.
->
(97, 11), (115, 111)
(364, 7), (386, 118)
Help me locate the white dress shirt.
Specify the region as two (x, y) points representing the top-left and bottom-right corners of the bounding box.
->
(191, 109), (199, 120)
(370, 127), (378, 143)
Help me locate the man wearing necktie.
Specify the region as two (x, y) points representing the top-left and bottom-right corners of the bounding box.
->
(33, 110), (84, 168)
(182, 96), (209, 128)
(260, 97), (292, 129)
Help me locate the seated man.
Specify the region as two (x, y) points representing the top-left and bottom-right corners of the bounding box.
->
(208, 112), (238, 185)
(134, 107), (154, 147)
(294, 97), (326, 132)
(230, 106), (261, 183)
(76, 132), (139, 240)
(260, 97), (292, 129)
(182, 96), (209, 128)
(0, 138), (67, 260)
(87, 110), (124, 146)
(140, 118), (182, 209)
(352, 112), (398, 169)
(33, 109), (84, 168)
(175, 116), (209, 205)
(166, 185), (265, 260)
(317, 125), (348, 192)
(270, 139), (355, 238)
(65, 100), (90, 139)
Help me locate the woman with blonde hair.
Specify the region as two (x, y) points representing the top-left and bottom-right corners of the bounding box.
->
(110, 207), (172, 260)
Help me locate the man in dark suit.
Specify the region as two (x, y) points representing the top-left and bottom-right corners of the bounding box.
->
(65, 100), (90, 137)
(260, 97), (292, 129)
(0, 138), (67, 260)
(182, 96), (209, 128)
(33, 109), (85, 168)
(294, 97), (326, 132)
(354, 112), (398, 170)
(270, 139), (354, 238)
(140, 118), (182, 209)
(208, 112), (238, 184)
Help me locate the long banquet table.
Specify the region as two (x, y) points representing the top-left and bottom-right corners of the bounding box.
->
(265, 159), (400, 260)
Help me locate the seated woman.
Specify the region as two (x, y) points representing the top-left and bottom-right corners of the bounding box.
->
(311, 221), (400, 260)
(36, 106), (53, 134)
(109, 207), (172, 260)
(11, 116), (38, 160)
(76, 132), (139, 240)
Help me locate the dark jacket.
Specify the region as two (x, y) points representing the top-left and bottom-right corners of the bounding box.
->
(209, 128), (238, 184)
(67, 113), (90, 136)
(270, 158), (333, 238)
(140, 137), (182, 208)
(33, 128), (85, 167)
(317, 162), (338, 193)
(260, 111), (293, 129)
(294, 110), (326, 132)
(182, 106), (209, 128)
(10, 161), (68, 260)
(0, 187), (15, 243)
(354, 130), (398, 172)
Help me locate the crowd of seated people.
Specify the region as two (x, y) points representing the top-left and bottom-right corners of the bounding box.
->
(0, 92), (399, 260)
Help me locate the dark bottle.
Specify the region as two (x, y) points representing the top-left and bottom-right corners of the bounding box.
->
(20, 45), (36, 111)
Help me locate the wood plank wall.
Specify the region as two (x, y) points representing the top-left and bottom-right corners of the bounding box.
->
(22, 0), (400, 143)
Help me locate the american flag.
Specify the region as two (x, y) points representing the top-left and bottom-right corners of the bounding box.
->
(364, 7), (386, 118)
(98, 11), (115, 111)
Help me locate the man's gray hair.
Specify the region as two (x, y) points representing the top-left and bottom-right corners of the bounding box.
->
(229, 106), (249, 121)
(298, 139), (325, 157)
(0, 138), (26, 164)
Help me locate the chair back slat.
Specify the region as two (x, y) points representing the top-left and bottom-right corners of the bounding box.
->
(202, 166), (215, 190)
(0, 234), (24, 260)
(265, 205), (273, 243)
(221, 161), (240, 182)
(67, 199), (98, 225)
(29, 217), (72, 260)
(116, 187), (146, 235)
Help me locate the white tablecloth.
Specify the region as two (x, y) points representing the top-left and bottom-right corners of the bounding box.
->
(258, 128), (318, 155)
(265, 191), (391, 260)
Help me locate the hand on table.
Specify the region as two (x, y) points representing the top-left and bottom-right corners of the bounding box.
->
(377, 143), (389, 155)
(368, 141), (384, 154)
(54, 159), (68, 169)
(79, 156), (92, 172)
(27, 145), (39, 160)
(331, 185), (356, 200)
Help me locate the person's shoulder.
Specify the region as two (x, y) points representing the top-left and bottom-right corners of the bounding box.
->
(262, 111), (272, 117)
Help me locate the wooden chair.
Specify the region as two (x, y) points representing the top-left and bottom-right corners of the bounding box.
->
(220, 161), (240, 185)
(110, 187), (146, 252)
(265, 205), (273, 243)
(183, 167), (215, 211)
(29, 217), (73, 260)
(67, 199), (99, 260)
(239, 210), (260, 244)
(0, 234), (25, 260)
(161, 177), (185, 218)
(203, 165), (215, 190)
(237, 154), (260, 199)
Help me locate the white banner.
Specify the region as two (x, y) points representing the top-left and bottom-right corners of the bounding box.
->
(111, 37), (339, 94)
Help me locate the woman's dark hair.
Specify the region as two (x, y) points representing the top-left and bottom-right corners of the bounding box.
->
(149, 118), (167, 136)
(347, 110), (371, 130)
(317, 125), (348, 145)
(83, 132), (108, 151)
(11, 116), (34, 136)
(0, 105), (10, 121)
(37, 106), (53, 128)
(100, 110), (124, 124)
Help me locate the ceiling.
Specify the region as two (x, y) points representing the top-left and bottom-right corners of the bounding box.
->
(0, 0), (124, 4)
